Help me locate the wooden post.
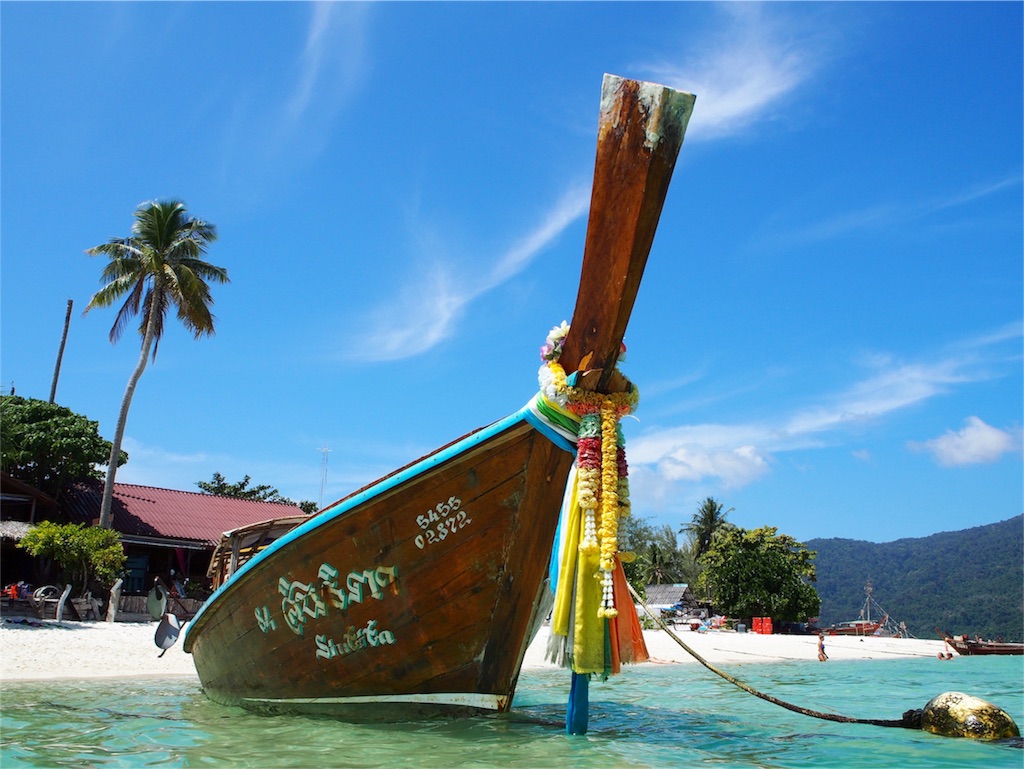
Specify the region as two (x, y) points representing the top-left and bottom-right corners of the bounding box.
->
(106, 578), (122, 622)
(55, 584), (72, 623)
(49, 299), (73, 404)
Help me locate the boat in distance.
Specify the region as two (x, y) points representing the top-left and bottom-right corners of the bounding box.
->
(182, 74), (696, 720)
(936, 629), (1024, 656)
(825, 617), (887, 636)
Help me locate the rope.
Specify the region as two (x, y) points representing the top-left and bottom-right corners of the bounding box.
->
(626, 582), (913, 730)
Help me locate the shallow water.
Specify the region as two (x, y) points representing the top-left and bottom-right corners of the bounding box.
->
(2, 657), (1021, 768)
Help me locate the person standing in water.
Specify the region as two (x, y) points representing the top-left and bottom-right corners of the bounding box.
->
(817, 632), (828, 662)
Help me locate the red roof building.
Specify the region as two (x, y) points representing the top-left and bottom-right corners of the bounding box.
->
(61, 478), (307, 595)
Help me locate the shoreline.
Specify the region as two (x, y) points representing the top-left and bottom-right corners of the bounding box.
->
(1, 617), (949, 683)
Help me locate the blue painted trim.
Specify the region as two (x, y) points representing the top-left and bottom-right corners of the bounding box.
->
(185, 404), (566, 645)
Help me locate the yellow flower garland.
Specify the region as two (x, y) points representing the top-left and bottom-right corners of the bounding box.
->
(597, 399), (620, 618)
(541, 357), (637, 620)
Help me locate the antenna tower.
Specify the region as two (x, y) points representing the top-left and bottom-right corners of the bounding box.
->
(318, 445), (331, 509)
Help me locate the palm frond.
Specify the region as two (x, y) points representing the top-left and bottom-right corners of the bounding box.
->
(109, 280), (146, 344)
(87, 199), (228, 355)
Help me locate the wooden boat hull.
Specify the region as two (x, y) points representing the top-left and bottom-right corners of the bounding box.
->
(950, 641), (1024, 656)
(183, 408), (575, 718)
(939, 631), (1024, 656)
(826, 619), (885, 636)
(183, 73), (695, 720)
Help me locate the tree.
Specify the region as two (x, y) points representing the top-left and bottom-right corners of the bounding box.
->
(619, 514), (696, 588)
(698, 525), (821, 621)
(49, 299), (73, 403)
(85, 200), (229, 528)
(18, 521), (126, 596)
(0, 395), (124, 498)
(197, 472), (317, 514)
(681, 496), (734, 559)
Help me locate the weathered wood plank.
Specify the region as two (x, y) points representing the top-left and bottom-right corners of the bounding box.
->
(559, 75), (695, 387)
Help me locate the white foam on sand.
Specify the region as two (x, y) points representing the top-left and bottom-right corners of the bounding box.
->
(1, 617), (946, 682)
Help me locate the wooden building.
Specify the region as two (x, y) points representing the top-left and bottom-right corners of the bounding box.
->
(60, 478), (307, 598)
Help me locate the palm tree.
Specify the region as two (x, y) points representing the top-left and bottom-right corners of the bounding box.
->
(637, 543), (673, 586)
(85, 200), (228, 528)
(680, 497), (734, 560)
(49, 299), (73, 404)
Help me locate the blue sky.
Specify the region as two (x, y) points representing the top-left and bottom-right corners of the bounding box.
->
(2, 2), (1020, 545)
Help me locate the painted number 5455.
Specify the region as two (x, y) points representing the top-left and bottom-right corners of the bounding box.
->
(416, 496), (460, 529)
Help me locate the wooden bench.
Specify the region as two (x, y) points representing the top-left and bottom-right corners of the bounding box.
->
(0, 595), (44, 618)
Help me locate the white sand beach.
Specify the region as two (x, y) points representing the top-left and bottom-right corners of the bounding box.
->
(1, 616), (948, 682)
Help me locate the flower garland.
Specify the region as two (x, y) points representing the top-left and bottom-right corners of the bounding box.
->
(538, 322), (637, 619)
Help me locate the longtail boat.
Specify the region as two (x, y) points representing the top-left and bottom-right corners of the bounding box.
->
(825, 582), (901, 637)
(182, 74), (695, 721)
(825, 618), (887, 636)
(936, 629), (1024, 656)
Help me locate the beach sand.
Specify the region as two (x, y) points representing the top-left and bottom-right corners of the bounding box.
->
(1, 616), (947, 682)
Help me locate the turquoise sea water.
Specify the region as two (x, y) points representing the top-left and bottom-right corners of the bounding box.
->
(2, 657), (1021, 768)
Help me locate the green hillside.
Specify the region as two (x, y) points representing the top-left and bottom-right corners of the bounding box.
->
(807, 515), (1023, 642)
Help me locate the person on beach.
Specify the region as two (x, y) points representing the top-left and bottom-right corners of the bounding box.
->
(817, 632), (828, 662)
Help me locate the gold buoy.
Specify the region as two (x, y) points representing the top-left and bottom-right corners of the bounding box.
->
(904, 691), (1020, 740)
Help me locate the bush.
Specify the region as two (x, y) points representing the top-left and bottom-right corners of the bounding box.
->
(18, 521), (126, 596)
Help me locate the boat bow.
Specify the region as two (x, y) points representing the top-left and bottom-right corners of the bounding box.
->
(183, 74), (695, 721)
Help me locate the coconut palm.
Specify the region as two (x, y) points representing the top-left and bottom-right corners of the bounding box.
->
(637, 543), (674, 586)
(681, 497), (734, 560)
(85, 200), (228, 528)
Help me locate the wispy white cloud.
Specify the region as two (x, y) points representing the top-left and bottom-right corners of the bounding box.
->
(644, 4), (827, 141)
(927, 176), (1022, 214)
(285, 3), (368, 125)
(485, 184), (592, 289)
(217, 4), (370, 198)
(630, 324), (1022, 495)
(768, 174), (1023, 247)
(354, 263), (466, 362)
(908, 417), (1021, 467)
(338, 3), (834, 363)
(115, 437), (335, 505)
(113, 438), (217, 491)
(348, 185), (591, 362)
(781, 359), (970, 438)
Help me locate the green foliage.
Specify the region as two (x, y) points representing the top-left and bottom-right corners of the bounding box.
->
(197, 472), (316, 513)
(0, 396), (124, 497)
(808, 515), (1024, 642)
(85, 199), (227, 357)
(619, 514), (695, 588)
(698, 526), (821, 622)
(18, 521), (126, 595)
(680, 496), (734, 559)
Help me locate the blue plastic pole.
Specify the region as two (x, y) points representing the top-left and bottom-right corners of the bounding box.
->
(566, 671), (590, 735)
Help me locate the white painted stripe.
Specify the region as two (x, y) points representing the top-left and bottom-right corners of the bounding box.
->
(239, 692), (507, 710)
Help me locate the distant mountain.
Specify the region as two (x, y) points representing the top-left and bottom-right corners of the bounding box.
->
(807, 515), (1023, 643)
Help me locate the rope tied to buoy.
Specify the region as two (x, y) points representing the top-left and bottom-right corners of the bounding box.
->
(628, 582), (913, 730)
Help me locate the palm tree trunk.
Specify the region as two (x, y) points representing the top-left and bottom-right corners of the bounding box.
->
(49, 299), (73, 404)
(97, 305), (159, 529)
